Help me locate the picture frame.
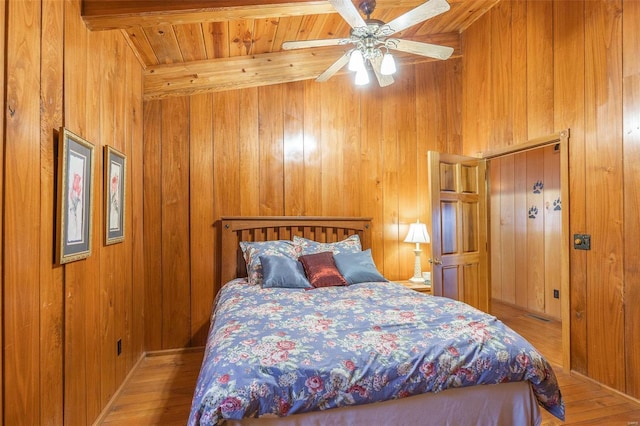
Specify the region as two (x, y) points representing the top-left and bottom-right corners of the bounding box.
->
(104, 145), (126, 245)
(57, 128), (95, 264)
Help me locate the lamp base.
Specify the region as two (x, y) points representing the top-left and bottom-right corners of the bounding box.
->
(409, 247), (423, 284)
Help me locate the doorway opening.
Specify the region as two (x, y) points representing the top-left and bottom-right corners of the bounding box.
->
(483, 130), (570, 370)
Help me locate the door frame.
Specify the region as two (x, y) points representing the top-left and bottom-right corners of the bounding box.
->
(481, 129), (570, 371)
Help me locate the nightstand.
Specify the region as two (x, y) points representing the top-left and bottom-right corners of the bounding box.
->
(396, 280), (432, 294)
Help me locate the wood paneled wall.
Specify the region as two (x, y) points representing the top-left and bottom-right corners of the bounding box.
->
(462, 0), (640, 399)
(142, 60), (462, 349)
(6, 0), (639, 421)
(2, 0), (144, 424)
(489, 146), (562, 320)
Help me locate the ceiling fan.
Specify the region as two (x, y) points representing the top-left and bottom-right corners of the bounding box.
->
(282, 0), (454, 87)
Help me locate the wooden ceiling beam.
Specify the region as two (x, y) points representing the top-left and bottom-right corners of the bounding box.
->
(143, 32), (461, 99)
(82, 0), (428, 30)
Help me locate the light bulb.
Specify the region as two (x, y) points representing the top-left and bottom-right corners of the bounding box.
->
(380, 52), (396, 75)
(348, 49), (365, 72)
(354, 67), (370, 86)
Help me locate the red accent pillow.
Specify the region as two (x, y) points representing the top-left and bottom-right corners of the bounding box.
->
(298, 252), (347, 289)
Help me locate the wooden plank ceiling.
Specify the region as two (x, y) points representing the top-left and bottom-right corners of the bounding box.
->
(82, 0), (500, 99)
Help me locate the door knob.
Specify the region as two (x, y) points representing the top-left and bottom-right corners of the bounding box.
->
(429, 258), (442, 265)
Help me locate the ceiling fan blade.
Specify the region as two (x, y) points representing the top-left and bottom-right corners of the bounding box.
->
(384, 0), (451, 35)
(316, 53), (350, 82)
(282, 38), (349, 50)
(369, 56), (395, 87)
(392, 39), (454, 60)
(329, 0), (367, 29)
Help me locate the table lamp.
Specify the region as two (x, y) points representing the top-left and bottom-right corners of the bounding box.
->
(404, 220), (430, 283)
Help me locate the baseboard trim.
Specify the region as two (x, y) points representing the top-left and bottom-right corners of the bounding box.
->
(491, 298), (560, 323)
(144, 346), (205, 357)
(570, 369), (640, 406)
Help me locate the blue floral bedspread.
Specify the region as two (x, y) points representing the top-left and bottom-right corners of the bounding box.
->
(188, 279), (565, 425)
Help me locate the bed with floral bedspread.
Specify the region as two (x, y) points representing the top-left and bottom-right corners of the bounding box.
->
(188, 279), (565, 425)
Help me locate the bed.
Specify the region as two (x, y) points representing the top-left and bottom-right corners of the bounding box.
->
(189, 216), (564, 425)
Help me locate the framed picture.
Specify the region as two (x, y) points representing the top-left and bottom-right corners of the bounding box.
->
(104, 145), (126, 245)
(57, 128), (95, 264)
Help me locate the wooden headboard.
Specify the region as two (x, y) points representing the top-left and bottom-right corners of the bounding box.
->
(220, 216), (372, 283)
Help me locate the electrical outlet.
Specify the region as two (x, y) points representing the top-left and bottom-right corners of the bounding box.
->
(117, 339), (122, 356)
(553, 289), (559, 299)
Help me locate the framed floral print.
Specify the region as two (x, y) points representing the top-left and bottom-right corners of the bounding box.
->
(104, 145), (126, 245)
(57, 128), (95, 264)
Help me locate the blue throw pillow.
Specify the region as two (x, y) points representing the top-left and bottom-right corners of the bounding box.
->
(259, 255), (312, 289)
(239, 240), (297, 285)
(334, 249), (387, 284)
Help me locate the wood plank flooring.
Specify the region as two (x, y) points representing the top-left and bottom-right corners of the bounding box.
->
(97, 301), (640, 425)
(491, 301), (640, 426)
(96, 348), (205, 425)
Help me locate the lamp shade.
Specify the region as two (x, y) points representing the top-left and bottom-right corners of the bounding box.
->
(380, 52), (396, 75)
(404, 221), (430, 244)
(354, 67), (370, 86)
(348, 49), (365, 72)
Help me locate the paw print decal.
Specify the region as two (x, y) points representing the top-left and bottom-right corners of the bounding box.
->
(532, 181), (544, 194)
(553, 198), (561, 211)
(528, 206), (539, 219)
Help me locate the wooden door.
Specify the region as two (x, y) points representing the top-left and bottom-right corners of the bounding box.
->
(428, 152), (489, 312)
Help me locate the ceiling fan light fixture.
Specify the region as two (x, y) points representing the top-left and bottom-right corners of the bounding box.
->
(380, 52), (396, 75)
(284, 0), (453, 87)
(354, 67), (370, 86)
(348, 49), (365, 72)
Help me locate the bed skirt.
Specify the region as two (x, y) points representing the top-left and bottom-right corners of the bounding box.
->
(228, 381), (541, 426)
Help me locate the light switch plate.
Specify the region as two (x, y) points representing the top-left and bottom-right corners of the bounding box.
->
(573, 234), (591, 250)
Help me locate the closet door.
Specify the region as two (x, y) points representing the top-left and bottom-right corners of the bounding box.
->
(428, 152), (489, 312)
